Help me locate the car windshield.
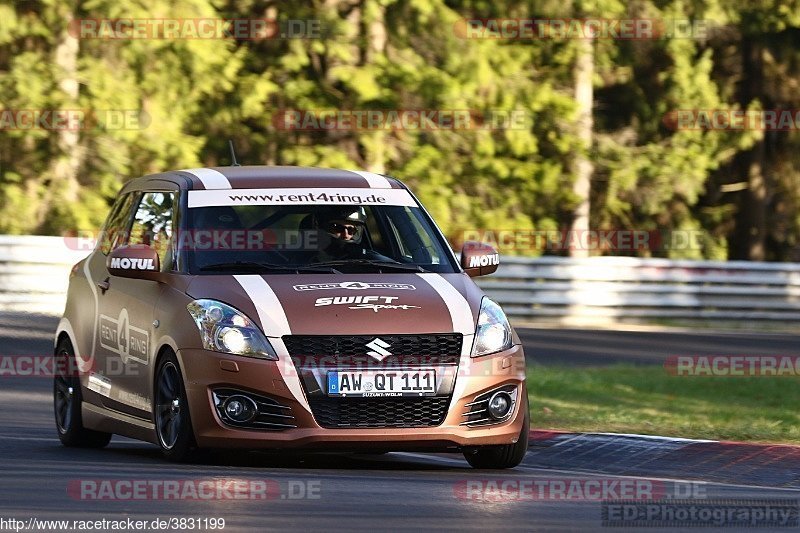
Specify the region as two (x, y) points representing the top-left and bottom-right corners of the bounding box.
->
(184, 203), (457, 274)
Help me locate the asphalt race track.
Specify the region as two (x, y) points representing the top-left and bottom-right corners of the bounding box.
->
(1, 312), (799, 531)
(516, 327), (800, 366)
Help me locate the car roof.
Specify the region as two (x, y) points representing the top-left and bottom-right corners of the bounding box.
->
(121, 166), (406, 192)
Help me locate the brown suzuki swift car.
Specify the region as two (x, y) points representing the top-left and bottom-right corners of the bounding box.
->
(53, 166), (529, 468)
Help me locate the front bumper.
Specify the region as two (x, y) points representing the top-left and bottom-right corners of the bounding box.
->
(178, 344), (527, 451)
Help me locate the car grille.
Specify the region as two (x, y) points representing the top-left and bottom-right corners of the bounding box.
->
(308, 396), (451, 429)
(285, 334), (460, 429)
(283, 334), (462, 366)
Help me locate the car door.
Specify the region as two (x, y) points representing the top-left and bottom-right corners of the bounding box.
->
(94, 190), (177, 420)
(82, 191), (137, 409)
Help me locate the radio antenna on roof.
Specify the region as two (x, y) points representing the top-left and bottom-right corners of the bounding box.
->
(228, 140), (241, 167)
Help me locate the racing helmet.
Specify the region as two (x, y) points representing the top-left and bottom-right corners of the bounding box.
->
(318, 206), (367, 244)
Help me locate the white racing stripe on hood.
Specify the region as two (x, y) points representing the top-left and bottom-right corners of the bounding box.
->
(416, 274), (476, 405)
(269, 337), (311, 413)
(181, 168), (232, 189)
(233, 275), (311, 413)
(415, 274), (475, 335)
(233, 275), (291, 336)
(347, 169), (392, 188)
(450, 333), (475, 404)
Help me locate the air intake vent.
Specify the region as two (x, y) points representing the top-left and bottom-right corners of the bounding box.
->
(308, 396), (451, 428)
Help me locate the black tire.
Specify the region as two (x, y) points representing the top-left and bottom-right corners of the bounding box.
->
(53, 338), (112, 448)
(154, 350), (196, 462)
(463, 391), (530, 469)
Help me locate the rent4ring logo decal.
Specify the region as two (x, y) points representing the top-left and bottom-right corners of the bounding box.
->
(314, 295), (420, 312)
(187, 188), (418, 207)
(293, 281), (415, 291)
(98, 308), (149, 365)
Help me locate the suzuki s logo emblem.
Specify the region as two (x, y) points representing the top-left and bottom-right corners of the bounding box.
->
(365, 338), (392, 362)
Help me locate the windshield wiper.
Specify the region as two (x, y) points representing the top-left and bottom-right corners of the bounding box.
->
(312, 259), (429, 273)
(199, 261), (340, 274)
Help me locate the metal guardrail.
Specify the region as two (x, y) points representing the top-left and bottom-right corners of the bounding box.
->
(475, 256), (800, 325)
(0, 235), (89, 315)
(3, 236), (800, 326)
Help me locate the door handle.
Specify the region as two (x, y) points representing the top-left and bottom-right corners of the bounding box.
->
(96, 279), (110, 293)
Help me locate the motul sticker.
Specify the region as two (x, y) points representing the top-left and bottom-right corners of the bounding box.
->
(98, 308), (149, 365)
(468, 254), (499, 268)
(109, 257), (156, 270)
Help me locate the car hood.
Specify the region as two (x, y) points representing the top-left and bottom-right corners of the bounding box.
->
(185, 273), (483, 337)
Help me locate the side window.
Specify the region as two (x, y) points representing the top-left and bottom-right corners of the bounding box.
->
(100, 193), (136, 255)
(128, 192), (176, 270)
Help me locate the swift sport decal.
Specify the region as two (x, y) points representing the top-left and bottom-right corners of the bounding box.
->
(314, 295), (420, 312)
(294, 281), (416, 291)
(98, 308), (149, 365)
(187, 187), (417, 208)
(350, 303), (420, 312)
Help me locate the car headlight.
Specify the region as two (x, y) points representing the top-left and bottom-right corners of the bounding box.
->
(471, 297), (513, 357)
(187, 299), (278, 360)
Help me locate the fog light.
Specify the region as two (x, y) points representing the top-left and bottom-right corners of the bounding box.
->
(487, 391), (513, 419)
(223, 395), (257, 422)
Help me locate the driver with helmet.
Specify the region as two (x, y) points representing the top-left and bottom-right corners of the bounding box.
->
(312, 206), (389, 262)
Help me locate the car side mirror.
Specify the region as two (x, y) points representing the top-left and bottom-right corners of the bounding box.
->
(107, 245), (161, 280)
(460, 241), (500, 277)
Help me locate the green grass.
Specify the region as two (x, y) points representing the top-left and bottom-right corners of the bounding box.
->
(527, 365), (800, 444)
